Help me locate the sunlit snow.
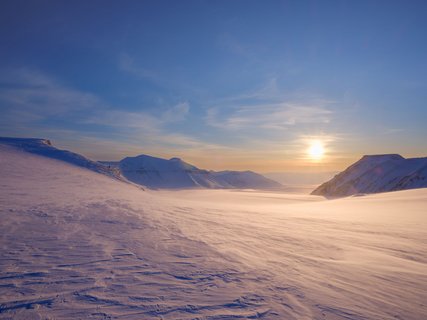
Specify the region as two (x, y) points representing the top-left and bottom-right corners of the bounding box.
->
(0, 143), (426, 319)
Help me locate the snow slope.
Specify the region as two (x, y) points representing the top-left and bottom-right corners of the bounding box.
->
(0, 137), (121, 179)
(104, 154), (283, 190)
(1, 145), (426, 319)
(312, 154), (427, 197)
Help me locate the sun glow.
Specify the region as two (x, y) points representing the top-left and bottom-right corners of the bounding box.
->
(307, 140), (325, 161)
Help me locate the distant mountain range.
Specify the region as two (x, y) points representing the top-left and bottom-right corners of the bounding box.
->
(8, 137), (427, 196)
(0, 137), (282, 190)
(312, 154), (427, 197)
(102, 154), (282, 190)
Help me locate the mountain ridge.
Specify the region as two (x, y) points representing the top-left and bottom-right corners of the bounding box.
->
(104, 153), (283, 190)
(312, 154), (427, 197)
(0, 137), (123, 180)
(0, 137), (282, 190)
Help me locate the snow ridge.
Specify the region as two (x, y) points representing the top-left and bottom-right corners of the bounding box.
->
(312, 154), (427, 197)
(0, 137), (121, 179)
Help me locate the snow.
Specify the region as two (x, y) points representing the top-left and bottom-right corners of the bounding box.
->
(1, 143), (427, 319)
(0, 137), (121, 180)
(106, 153), (282, 190)
(312, 154), (427, 197)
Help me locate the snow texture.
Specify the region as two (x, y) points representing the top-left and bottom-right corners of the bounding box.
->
(312, 154), (427, 197)
(1, 140), (426, 319)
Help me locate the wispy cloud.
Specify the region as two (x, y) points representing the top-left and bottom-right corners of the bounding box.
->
(218, 78), (281, 103)
(118, 52), (162, 83)
(380, 127), (404, 135)
(82, 103), (229, 152)
(84, 101), (190, 132)
(0, 68), (212, 158)
(206, 101), (333, 131)
(161, 102), (190, 122)
(217, 32), (265, 62)
(218, 33), (251, 57)
(0, 68), (101, 117)
(84, 110), (161, 131)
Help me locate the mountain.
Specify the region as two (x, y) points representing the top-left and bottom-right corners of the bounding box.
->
(0, 137), (281, 190)
(210, 170), (283, 189)
(312, 154), (427, 197)
(0, 137), (121, 179)
(103, 154), (283, 190)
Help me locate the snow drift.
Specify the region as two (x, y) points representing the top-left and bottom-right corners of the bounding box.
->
(312, 154), (427, 197)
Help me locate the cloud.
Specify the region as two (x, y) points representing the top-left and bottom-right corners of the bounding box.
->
(0, 68), (209, 157)
(80, 102), (226, 151)
(204, 77), (336, 136)
(217, 32), (262, 61)
(0, 68), (101, 117)
(84, 101), (190, 132)
(219, 78), (281, 103)
(0, 67), (190, 128)
(206, 101), (333, 131)
(0, 67), (344, 171)
(161, 102), (190, 122)
(218, 33), (249, 57)
(84, 110), (161, 132)
(380, 127), (404, 135)
(118, 52), (161, 82)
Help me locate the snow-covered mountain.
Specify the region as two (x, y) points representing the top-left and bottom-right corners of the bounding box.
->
(103, 154), (283, 190)
(0, 137), (122, 179)
(312, 154), (427, 197)
(0, 137), (281, 190)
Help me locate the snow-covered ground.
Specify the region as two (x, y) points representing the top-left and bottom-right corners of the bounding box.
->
(1, 145), (426, 319)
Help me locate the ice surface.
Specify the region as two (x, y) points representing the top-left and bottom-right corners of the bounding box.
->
(1, 143), (426, 319)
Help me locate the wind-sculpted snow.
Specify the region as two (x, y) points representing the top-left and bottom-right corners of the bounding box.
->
(105, 154), (282, 190)
(1, 146), (426, 319)
(312, 154), (427, 197)
(0, 147), (274, 319)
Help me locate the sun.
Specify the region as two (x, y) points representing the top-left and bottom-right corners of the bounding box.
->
(307, 140), (325, 161)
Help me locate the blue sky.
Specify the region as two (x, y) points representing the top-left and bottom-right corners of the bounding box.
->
(1, 0), (427, 172)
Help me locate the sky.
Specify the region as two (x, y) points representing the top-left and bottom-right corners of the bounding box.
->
(1, 0), (427, 173)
